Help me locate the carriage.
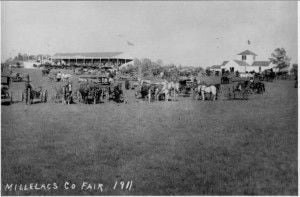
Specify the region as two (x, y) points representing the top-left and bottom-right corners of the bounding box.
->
(1, 75), (13, 105)
(11, 72), (23, 82)
(261, 69), (276, 82)
(22, 86), (48, 104)
(178, 77), (194, 96)
(221, 79), (251, 100)
(76, 75), (124, 104)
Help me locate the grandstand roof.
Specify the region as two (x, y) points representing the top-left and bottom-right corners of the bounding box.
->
(52, 52), (125, 59)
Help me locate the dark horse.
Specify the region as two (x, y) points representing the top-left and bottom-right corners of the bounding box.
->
(42, 69), (50, 76)
(112, 83), (124, 103)
(135, 82), (151, 99)
(78, 82), (103, 104)
(250, 81), (265, 94)
(78, 83), (90, 104)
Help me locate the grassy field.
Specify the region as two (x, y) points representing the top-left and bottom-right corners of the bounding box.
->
(1, 68), (298, 195)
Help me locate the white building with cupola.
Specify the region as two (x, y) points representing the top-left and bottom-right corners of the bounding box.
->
(220, 50), (277, 73)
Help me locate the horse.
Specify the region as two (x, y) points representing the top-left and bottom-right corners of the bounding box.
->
(166, 81), (179, 101)
(250, 81), (265, 94)
(78, 82), (90, 104)
(197, 85), (217, 101)
(29, 87), (42, 100)
(152, 81), (179, 102)
(135, 81), (151, 99)
(88, 85), (103, 104)
(112, 83), (124, 103)
(62, 83), (73, 104)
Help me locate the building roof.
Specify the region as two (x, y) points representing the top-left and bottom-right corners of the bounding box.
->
(210, 65), (221, 69)
(52, 52), (123, 59)
(237, 50), (257, 56)
(251, 61), (271, 67)
(221, 61), (229, 66)
(234, 60), (250, 67)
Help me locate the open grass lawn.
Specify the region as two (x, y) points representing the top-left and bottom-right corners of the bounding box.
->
(1, 69), (298, 195)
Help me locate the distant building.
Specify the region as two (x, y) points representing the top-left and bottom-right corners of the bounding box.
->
(51, 52), (133, 67)
(221, 50), (276, 73)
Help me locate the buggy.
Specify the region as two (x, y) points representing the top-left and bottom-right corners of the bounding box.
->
(178, 78), (194, 96)
(222, 80), (251, 100)
(76, 75), (113, 104)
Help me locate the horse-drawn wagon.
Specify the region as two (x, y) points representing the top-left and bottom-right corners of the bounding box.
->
(221, 79), (251, 100)
(22, 86), (48, 104)
(76, 75), (124, 104)
(135, 79), (180, 102)
(261, 69), (276, 82)
(178, 77), (194, 96)
(11, 72), (23, 82)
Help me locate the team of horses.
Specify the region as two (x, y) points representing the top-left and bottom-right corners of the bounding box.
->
(135, 78), (266, 102)
(135, 80), (220, 102)
(135, 80), (180, 102)
(54, 77), (266, 105)
(73, 82), (123, 104)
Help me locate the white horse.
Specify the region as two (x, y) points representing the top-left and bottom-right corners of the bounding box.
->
(154, 81), (169, 101)
(167, 81), (179, 101)
(197, 85), (217, 101)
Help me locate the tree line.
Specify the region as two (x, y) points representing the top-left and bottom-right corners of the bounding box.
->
(120, 58), (205, 81)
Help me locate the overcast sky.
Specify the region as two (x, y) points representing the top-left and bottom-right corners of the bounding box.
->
(1, 1), (298, 67)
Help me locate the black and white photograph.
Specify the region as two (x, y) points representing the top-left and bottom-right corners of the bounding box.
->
(1, 1), (298, 195)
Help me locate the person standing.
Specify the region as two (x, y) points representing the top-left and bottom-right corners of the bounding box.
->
(24, 74), (32, 104)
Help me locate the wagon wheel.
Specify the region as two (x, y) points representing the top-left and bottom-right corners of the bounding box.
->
(43, 90), (48, 103)
(27, 89), (32, 104)
(93, 95), (97, 104)
(99, 91), (103, 103)
(40, 90), (44, 102)
(10, 92), (13, 104)
(21, 91), (25, 102)
(72, 91), (78, 103)
(77, 91), (83, 103)
(106, 90), (110, 102)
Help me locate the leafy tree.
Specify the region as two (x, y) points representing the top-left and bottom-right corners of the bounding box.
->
(269, 48), (291, 69)
(291, 64), (298, 80)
